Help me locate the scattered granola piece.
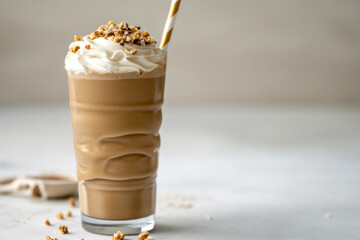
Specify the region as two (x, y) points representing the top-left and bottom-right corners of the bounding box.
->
(74, 35), (82, 41)
(138, 231), (149, 240)
(85, 44), (91, 50)
(45, 236), (58, 240)
(44, 219), (51, 226)
(112, 231), (125, 240)
(65, 210), (72, 217)
(56, 212), (64, 219)
(69, 197), (76, 207)
(59, 225), (68, 234)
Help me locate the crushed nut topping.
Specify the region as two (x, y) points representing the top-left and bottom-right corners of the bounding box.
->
(124, 47), (137, 55)
(112, 231), (125, 240)
(72, 20), (156, 55)
(142, 30), (150, 37)
(59, 225), (68, 234)
(70, 46), (80, 54)
(85, 44), (91, 50)
(108, 20), (116, 26)
(138, 231), (151, 240)
(56, 212), (64, 219)
(74, 35), (82, 41)
(44, 219), (51, 226)
(68, 197), (76, 206)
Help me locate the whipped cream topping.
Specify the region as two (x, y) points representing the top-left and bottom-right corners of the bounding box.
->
(65, 37), (165, 74)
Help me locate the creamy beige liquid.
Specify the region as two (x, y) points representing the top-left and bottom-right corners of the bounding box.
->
(68, 68), (165, 220)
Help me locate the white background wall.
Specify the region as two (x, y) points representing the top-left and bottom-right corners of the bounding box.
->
(0, 0), (359, 105)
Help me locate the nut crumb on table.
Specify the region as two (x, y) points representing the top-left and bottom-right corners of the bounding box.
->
(59, 225), (68, 234)
(138, 231), (149, 240)
(65, 210), (72, 217)
(68, 197), (76, 207)
(45, 236), (58, 240)
(44, 219), (51, 226)
(139, 231), (153, 240)
(112, 231), (125, 240)
(56, 212), (64, 219)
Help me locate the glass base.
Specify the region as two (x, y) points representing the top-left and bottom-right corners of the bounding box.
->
(81, 213), (155, 235)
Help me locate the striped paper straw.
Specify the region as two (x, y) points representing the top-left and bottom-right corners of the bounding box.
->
(159, 0), (181, 50)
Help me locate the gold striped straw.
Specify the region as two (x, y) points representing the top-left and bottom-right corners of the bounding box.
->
(159, 0), (181, 50)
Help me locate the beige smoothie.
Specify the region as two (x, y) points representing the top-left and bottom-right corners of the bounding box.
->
(65, 21), (166, 224)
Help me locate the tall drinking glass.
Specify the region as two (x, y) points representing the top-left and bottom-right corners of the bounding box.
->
(67, 51), (166, 234)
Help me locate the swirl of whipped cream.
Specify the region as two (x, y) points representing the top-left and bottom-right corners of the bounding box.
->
(65, 37), (165, 74)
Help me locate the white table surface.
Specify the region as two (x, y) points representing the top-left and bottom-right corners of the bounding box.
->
(0, 105), (360, 240)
